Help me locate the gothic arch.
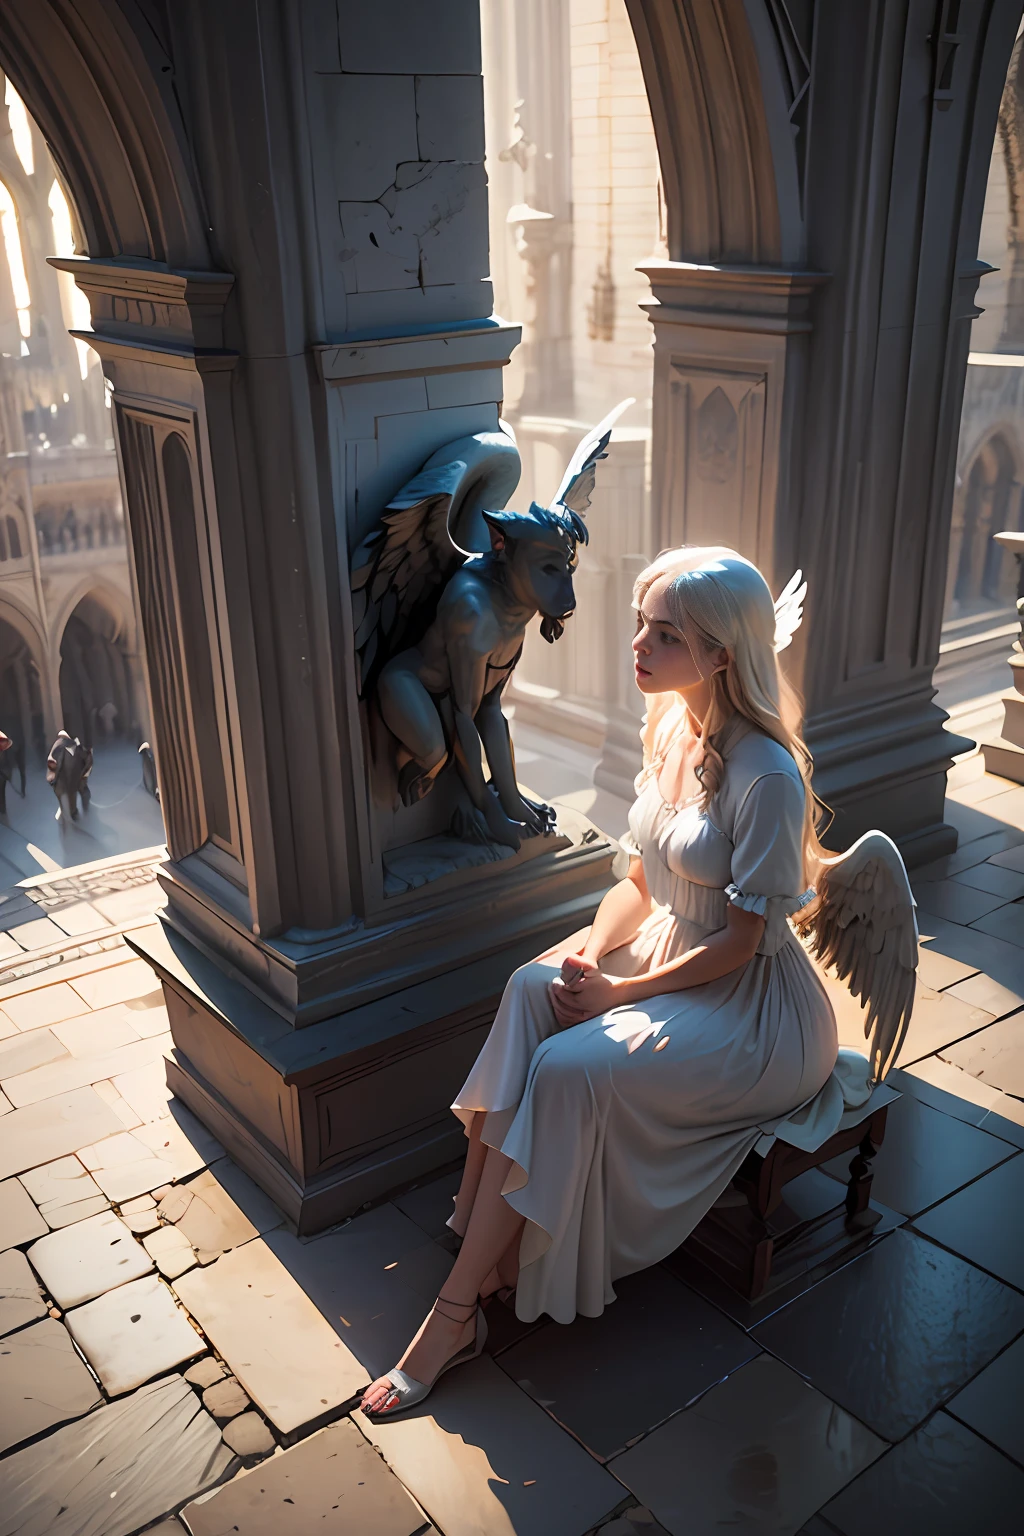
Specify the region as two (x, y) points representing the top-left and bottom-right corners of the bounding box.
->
(625, 0), (805, 264)
(0, 1), (209, 265)
(49, 575), (136, 668)
(947, 427), (1024, 613)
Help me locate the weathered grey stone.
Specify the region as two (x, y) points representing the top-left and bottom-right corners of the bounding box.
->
(0, 1248), (47, 1336)
(183, 1418), (427, 1535)
(0, 1317), (102, 1452)
(0, 1176), (48, 1251)
(202, 1374), (250, 1421)
(28, 1209), (153, 1308)
(65, 1273), (205, 1395)
(0, 1373), (232, 1535)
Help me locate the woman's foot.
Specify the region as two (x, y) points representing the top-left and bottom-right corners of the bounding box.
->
(359, 1298), (478, 1416)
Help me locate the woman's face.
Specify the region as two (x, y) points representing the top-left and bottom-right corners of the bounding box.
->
(632, 574), (703, 695)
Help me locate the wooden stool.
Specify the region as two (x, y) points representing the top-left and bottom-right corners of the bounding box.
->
(682, 1104), (890, 1301)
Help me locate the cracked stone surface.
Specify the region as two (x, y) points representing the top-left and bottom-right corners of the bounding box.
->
(144, 1223), (197, 1279)
(0, 1086), (123, 1181)
(219, 1411), (275, 1458)
(0, 1174), (48, 1250)
(202, 1374), (250, 1421)
(0, 1317), (103, 1452)
(185, 1355), (227, 1388)
(0, 1247), (47, 1335)
(77, 1102), (224, 1201)
(65, 1273), (205, 1395)
(0, 1373), (232, 1535)
(17, 1154), (108, 1230)
(28, 1209), (153, 1308)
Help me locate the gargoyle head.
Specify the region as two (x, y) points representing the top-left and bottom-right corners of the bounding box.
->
(483, 502), (587, 642)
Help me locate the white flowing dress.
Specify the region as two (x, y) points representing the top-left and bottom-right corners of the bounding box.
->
(452, 721), (839, 1324)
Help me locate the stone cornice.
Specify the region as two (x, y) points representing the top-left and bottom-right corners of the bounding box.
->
(314, 317), (522, 386)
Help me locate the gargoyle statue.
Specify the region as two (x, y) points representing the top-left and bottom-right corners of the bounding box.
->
(351, 400), (633, 850)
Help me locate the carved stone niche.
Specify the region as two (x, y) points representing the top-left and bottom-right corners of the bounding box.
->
(57, 259), (616, 1233)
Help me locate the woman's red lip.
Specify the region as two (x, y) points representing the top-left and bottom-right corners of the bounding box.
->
(635, 663), (651, 676)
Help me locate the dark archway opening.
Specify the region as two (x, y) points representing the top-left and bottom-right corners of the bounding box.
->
(58, 592), (138, 747)
(0, 612), (43, 759)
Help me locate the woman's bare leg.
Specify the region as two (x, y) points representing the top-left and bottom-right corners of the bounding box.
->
(450, 1111), (487, 1238)
(360, 1145), (525, 1413)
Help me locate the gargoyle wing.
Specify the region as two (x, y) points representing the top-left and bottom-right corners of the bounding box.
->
(350, 460), (467, 699)
(793, 831), (918, 1083)
(552, 397), (635, 516)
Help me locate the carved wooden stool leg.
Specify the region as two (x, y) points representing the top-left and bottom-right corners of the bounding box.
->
(845, 1124), (879, 1221)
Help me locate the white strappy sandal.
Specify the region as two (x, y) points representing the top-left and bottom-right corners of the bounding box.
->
(362, 1297), (488, 1420)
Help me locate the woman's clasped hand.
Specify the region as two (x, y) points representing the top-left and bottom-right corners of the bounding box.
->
(549, 953), (621, 1027)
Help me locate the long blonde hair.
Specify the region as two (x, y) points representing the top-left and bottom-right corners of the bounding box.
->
(633, 545), (747, 787)
(665, 554), (829, 887)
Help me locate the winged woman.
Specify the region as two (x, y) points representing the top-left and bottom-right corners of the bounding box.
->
(352, 403), (632, 848)
(360, 545), (919, 1419)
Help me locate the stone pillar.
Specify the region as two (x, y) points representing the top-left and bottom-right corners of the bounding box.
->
(5, 0), (616, 1233)
(629, 0), (1023, 864)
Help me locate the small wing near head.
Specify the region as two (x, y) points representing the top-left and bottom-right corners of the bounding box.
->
(794, 830), (918, 1083)
(552, 397), (635, 516)
(773, 568), (807, 653)
(350, 460), (467, 699)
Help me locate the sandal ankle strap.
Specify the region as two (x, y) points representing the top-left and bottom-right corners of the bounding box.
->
(436, 1294), (478, 1310)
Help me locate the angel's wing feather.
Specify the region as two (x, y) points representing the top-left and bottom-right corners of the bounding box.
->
(795, 830), (918, 1082)
(773, 568), (807, 653)
(350, 461), (467, 698)
(552, 398), (635, 515)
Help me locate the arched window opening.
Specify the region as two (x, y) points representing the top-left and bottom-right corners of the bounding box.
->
(6, 516), (21, 560)
(0, 178), (30, 346)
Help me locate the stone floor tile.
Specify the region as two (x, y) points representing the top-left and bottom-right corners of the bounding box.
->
(0, 1085), (124, 1180)
(168, 1159), (282, 1260)
(894, 1058), (1024, 1147)
(184, 1418), (430, 1535)
(913, 879), (1009, 925)
(2, 1031), (173, 1109)
(263, 1203), (454, 1378)
(28, 1208), (154, 1307)
(944, 970), (1024, 1019)
(219, 1411), (275, 1458)
(141, 1524), (185, 1536)
(17, 1153), (108, 1229)
(945, 1333), (1024, 1468)
(122, 1206), (160, 1234)
(392, 1166), (463, 1239)
(202, 1375), (250, 1420)
(173, 1238), (367, 1434)
(0, 1025), (68, 1080)
(48, 901), (111, 937)
(70, 957), (163, 1011)
(90, 881), (164, 926)
(912, 1153), (1024, 1289)
(914, 945), (978, 991)
(816, 1411), (1024, 1535)
(953, 860), (1024, 900)
(498, 1265), (759, 1460)
(988, 840), (1024, 872)
(185, 1355), (227, 1388)
(0, 1316), (102, 1452)
(52, 1007), (141, 1057)
(78, 1101), (224, 1201)
(893, 982), (993, 1066)
(91, 1077), (144, 1129)
(0, 1373), (232, 1536)
(1, 980), (91, 1031)
(944, 798), (1024, 848)
(981, 783), (1024, 830)
(112, 1056), (173, 1122)
(120, 1191), (155, 1212)
(943, 1012), (1024, 1096)
(914, 826), (1024, 882)
(126, 997), (171, 1037)
(916, 913), (1024, 995)
(0, 933), (22, 961)
(8, 915), (68, 950)
(352, 1354), (625, 1536)
(66, 1272), (205, 1395)
(145, 1223), (197, 1279)
(0, 1086), (9, 1113)
(971, 900), (1024, 946)
(584, 1509), (672, 1536)
(0, 1006), (18, 1038)
(609, 1354), (886, 1536)
(0, 1246), (47, 1334)
(0, 1174), (48, 1249)
(822, 1091), (1016, 1216)
(752, 1229), (1024, 1441)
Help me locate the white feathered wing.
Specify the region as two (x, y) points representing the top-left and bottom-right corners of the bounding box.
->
(794, 831), (918, 1083)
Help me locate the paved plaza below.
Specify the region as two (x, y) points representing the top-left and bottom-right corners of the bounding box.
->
(0, 752), (1023, 1534)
